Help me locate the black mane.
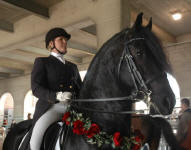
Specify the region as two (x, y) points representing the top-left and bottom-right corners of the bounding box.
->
(81, 29), (127, 92)
(142, 28), (172, 74)
(82, 27), (172, 93)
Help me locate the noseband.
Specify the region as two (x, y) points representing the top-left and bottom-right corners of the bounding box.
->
(70, 37), (164, 114)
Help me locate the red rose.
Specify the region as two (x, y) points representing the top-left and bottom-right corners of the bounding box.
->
(132, 136), (142, 150)
(133, 144), (141, 150)
(73, 120), (85, 135)
(65, 120), (70, 125)
(62, 112), (70, 124)
(113, 132), (123, 147)
(134, 129), (144, 140)
(134, 136), (141, 143)
(86, 123), (100, 138)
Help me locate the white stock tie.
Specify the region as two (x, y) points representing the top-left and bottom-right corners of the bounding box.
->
(57, 56), (65, 64)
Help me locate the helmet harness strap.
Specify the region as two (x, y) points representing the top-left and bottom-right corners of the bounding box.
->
(51, 40), (65, 55)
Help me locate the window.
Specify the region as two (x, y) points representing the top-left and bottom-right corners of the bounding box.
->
(0, 93), (14, 126)
(24, 90), (38, 120)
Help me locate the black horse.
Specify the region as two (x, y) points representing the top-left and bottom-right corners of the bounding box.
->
(3, 13), (181, 150)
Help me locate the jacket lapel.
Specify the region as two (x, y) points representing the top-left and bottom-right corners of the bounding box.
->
(48, 55), (63, 78)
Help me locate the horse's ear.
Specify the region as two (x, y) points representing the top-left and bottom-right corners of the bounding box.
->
(146, 17), (152, 30)
(133, 12), (143, 30)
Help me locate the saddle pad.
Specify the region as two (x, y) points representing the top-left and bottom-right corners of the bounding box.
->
(3, 119), (32, 150)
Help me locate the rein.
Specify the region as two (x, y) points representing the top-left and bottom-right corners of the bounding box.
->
(69, 95), (148, 114)
(71, 104), (145, 114)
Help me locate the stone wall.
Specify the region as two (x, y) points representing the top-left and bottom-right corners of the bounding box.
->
(0, 75), (30, 122)
(165, 42), (191, 98)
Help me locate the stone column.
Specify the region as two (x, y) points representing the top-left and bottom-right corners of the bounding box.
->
(91, 0), (131, 49)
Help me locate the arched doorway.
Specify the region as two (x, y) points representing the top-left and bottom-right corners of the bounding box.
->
(24, 90), (38, 120)
(0, 93), (14, 126)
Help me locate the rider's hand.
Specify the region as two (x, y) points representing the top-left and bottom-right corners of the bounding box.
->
(56, 92), (72, 104)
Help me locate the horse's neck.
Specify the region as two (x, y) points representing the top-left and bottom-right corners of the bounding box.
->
(79, 73), (132, 136)
(81, 70), (122, 98)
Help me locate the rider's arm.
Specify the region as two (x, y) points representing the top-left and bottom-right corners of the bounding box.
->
(31, 58), (56, 103)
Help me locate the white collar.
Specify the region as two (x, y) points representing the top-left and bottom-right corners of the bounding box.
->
(50, 51), (65, 64)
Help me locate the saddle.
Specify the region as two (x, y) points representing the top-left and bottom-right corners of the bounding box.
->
(3, 119), (33, 150)
(42, 121), (68, 150)
(18, 121), (66, 150)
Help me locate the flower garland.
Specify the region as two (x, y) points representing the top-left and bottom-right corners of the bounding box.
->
(62, 110), (144, 150)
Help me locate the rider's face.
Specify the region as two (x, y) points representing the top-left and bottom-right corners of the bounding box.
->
(50, 36), (68, 54)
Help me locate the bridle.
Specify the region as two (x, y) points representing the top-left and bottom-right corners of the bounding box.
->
(70, 37), (164, 115)
(117, 37), (152, 106)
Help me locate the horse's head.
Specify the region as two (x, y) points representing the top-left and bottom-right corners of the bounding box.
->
(79, 13), (176, 135)
(117, 13), (176, 115)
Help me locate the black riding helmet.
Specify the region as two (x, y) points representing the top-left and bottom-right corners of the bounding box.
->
(45, 27), (71, 48)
